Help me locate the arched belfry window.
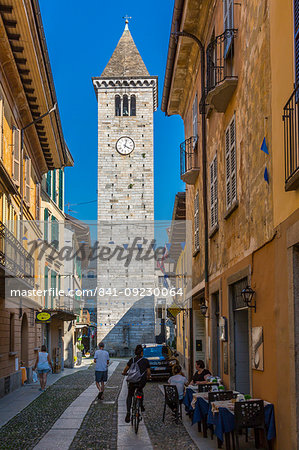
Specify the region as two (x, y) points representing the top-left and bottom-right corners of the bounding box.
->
(123, 95), (129, 116)
(130, 95), (136, 116)
(115, 95), (121, 116)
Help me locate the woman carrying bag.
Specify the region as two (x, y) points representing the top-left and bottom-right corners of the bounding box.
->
(34, 345), (53, 391)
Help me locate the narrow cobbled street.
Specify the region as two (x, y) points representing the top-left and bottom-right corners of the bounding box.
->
(0, 360), (208, 449)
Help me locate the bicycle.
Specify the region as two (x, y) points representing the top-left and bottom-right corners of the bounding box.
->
(131, 387), (143, 434)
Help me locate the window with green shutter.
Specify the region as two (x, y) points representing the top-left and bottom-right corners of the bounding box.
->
(52, 170), (56, 203)
(51, 270), (56, 308)
(44, 208), (49, 241)
(45, 266), (49, 308)
(58, 169), (63, 210)
(51, 216), (59, 249)
(46, 172), (51, 196)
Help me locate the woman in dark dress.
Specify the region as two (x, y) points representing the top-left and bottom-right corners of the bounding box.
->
(190, 359), (211, 385)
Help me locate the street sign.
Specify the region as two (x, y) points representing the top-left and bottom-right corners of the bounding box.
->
(167, 305), (182, 318)
(35, 311), (51, 324)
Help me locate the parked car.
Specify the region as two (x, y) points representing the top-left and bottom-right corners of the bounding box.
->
(142, 344), (179, 378)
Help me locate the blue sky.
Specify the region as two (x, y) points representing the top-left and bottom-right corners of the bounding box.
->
(39, 0), (185, 221)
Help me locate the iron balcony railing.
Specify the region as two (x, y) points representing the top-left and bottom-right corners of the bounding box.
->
(283, 86), (299, 188)
(207, 29), (238, 93)
(180, 136), (199, 178)
(0, 220), (34, 287)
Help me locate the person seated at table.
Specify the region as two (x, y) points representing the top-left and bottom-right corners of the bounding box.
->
(190, 359), (211, 385)
(168, 365), (188, 401)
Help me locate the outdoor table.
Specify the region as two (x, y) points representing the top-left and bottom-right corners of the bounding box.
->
(207, 399), (276, 446)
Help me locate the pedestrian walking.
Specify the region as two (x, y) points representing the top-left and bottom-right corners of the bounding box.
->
(34, 345), (53, 391)
(94, 342), (110, 399)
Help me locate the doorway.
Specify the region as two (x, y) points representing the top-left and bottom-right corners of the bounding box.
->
(21, 313), (28, 366)
(231, 278), (250, 394)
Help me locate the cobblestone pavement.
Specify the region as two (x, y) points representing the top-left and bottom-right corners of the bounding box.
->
(69, 361), (126, 449)
(143, 381), (198, 450)
(0, 365), (95, 450)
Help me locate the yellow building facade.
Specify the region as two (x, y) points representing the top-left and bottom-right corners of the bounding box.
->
(163, 0), (299, 447)
(0, 0), (72, 395)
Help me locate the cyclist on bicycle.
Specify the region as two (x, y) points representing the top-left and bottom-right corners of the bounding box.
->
(122, 344), (151, 423)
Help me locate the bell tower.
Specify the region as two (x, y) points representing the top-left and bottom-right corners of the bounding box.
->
(92, 21), (158, 354)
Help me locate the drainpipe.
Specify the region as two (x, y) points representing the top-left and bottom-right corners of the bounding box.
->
(171, 30), (209, 305)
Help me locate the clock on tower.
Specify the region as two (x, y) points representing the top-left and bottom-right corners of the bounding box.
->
(92, 20), (158, 355)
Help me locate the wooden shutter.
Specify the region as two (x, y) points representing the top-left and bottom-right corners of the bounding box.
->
(210, 154), (218, 228)
(52, 170), (56, 202)
(44, 266), (49, 308)
(295, 0), (299, 84)
(12, 127), (20, 185)
(25, 157), (31, 204)
(194, 191), (199, 252)
(46, 172), (51, 196)
(58, 169), (63, 210)
(225, 115), (237, 209)
(36, 183), (41, 221)
(193, 94), (198, 138)
(44, 208), (49, 241)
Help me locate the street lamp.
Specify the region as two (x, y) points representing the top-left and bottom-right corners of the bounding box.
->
(20, 103), (57, 224)
(200, 302), (209, 318)
(241, 286), (256, 312)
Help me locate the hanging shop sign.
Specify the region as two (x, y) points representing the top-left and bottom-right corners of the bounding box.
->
(35, 311), (51, 324)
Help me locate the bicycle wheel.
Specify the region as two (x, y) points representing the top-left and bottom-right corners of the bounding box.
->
(131, 397), (135, 427)
(134, 398), (140, 434)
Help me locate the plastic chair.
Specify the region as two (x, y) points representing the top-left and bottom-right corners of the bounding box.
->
(162, 385), (182, 424)
(234, 400), (267, 449)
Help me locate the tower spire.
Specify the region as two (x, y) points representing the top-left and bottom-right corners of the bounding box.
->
(123, 15), (132, 30)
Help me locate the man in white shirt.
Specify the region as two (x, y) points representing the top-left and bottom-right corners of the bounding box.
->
(94, 342), (110, 399)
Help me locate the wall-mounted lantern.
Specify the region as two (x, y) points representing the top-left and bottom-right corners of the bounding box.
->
(241, 286), (256, 312)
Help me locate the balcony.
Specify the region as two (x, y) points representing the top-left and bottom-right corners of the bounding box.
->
(180, 136), (200, 185)
(45, 296), (78, 321)
(0, 221), (34, 288)
(206, 29), (238, 113)
(283, 86), (299, 191)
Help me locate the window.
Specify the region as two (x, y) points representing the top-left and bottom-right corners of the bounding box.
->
(225, 115), (237, 210)
(51, 216), (59, 249)
(194, 191), (200, 252)
(25, 156), (31, 204)
(130, 95), (136, 116)
(44, 208), (49, 241)
(115, 95), (121, 116)
(51, 270), (56, 308)
(12, 127), (20, 185)
(58, 169), (63, 210)
(223, 0), (234, 56)
(123, 95), (129, 116)
(45, 266), (49, 308)
(192, 94), (198, 138)
(210, 154), (218, 228)
(46, 172), (51, 196)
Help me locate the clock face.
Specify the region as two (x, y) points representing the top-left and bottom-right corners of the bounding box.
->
(116, 136), (135, 155)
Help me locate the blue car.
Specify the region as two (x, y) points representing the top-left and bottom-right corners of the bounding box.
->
(142, 344), (178, 378)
